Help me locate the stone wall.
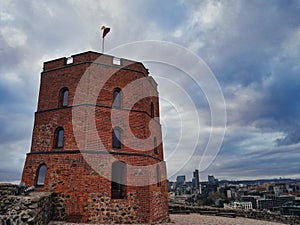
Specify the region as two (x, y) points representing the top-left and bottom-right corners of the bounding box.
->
(0, 183), (168, 225)
(85, 192), (141, 224)
(0, 183), (53, 225)
(169, 204), (300, 224)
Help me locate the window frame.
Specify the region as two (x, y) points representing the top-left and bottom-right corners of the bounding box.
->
(54, 127), (64, 149)
(150, 102), (154, 118)
(156, 165), (161, 187)
(112, 88), (122, 109)
(59, 87), (69, 107)
(154, 136), (158, 154)
(111, 161), (126, 199)
(36, 164), (47, 187)
(112, 127), (122, 149)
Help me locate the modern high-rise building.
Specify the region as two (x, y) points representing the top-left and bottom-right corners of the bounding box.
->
(192, 169), (200, 191)
(208, 175), (218, 184)
(176, 175), (186, 188)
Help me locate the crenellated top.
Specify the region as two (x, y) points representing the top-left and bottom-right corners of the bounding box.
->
(42, 51), (150, 77)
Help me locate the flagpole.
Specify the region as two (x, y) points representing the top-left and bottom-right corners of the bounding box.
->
(102, 37), (104, 53)
(101, 25), (110, 54)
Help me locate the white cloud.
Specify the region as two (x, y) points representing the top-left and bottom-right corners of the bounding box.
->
(191, 1), (223, 29)
(179, 0), (241, 56)
(281, 26), (300, 59)
(1, 27), (27, 47)
(0, 11), (14, 21)
(2, 71), (22, 83)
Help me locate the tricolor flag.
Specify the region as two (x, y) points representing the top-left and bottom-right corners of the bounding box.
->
(101, 26), (111, 38)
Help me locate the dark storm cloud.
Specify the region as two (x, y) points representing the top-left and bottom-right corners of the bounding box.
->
(229, 65), (300, 146)
(213, 1), (300, 86)
(203, 1), (300, 148)
(263, 64), (300, 145)
(211, 144), (300, 179)
(275, 128), (300, 146)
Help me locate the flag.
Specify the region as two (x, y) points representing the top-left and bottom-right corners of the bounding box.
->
(101, 26), (111, 38)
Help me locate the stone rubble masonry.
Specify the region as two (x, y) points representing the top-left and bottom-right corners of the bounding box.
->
(0, 184), (53, 225)
(21, 51), (169, 223)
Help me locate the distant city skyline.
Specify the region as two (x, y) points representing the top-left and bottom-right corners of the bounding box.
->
(170, 173), (300, 183)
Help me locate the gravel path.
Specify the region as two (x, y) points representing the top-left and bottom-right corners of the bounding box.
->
(170, 214), (286, 225)
(49, 213), (287, 225)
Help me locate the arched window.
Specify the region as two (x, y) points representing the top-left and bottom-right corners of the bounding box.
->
(156, 165), (161, 187)
(112, 128), (122, 149)
(113, 88), (121, 109)
(154, 136), (158, 154)
(54, 127), (64, 148)
(36, 164), (47, 186)
(59, 88), (69, 107)
(111, 161), (126, 199)
(150, 102), (154, 118)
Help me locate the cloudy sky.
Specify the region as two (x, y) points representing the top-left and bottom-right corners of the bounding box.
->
(1, 0), (300, 182)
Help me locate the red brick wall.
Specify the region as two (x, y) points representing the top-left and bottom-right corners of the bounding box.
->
(22, 51), (169, 223)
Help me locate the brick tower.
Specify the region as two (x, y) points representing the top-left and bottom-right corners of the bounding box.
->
(21, 51), (169, 223)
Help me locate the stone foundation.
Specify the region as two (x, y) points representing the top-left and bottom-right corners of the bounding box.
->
(85, 192), (141, 224)
(0, 183), (169, 224)
(0, 183), (53, 225)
